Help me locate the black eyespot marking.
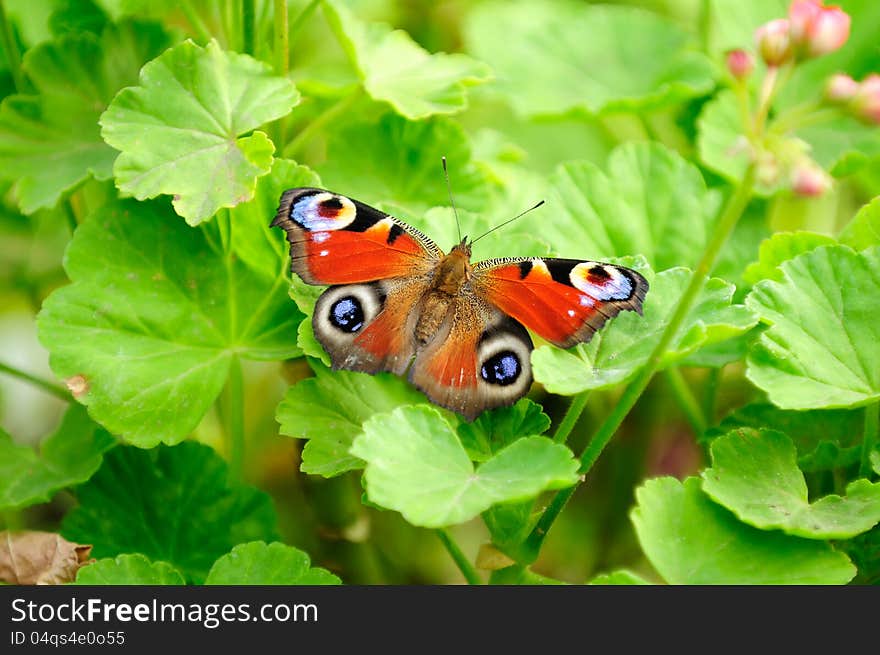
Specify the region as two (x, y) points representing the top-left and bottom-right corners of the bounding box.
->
(329, 297), (365, 333)
(321, 196), (344, 210)
(387, 223), (405, 245)
(481, 351), (521, 386)
(517, 260), (533, 279)
(588, 265), (611, 280)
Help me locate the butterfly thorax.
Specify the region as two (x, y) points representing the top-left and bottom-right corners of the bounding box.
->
(414, 244), (473, 345)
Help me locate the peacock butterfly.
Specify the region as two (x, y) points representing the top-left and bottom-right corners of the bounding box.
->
(272, 187), (648, 420)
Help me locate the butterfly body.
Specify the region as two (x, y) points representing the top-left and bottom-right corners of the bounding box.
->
(273, 187), (648, 420)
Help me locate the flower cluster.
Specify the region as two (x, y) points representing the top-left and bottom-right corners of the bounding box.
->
(724, 0), (878, 197)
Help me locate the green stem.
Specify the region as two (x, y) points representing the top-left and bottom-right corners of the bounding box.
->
(289, 0), (321, 46)
(273, 0), (289, 77)
(553, 392), (590, 444)
(664, 368), (707, 435)
(0, 361), (70, 400)
(770, 105), (842, 135)
(0, 0), (26, 93)
(242, 0), (255, 55)
(181, 4), (213, 43)
(859, 402), (879, 478)
(522, 165), (757, 560)
(225, 356), (245, 482)
(282, 86), (363, 159)
(701, 367), (721, 426)
(436, 529), (482, 585)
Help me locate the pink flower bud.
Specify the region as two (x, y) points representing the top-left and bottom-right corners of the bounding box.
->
(791, 161), (831, 197)
(726, 49), (754, 80)
(825, 73), (859, 102)
(755, 19), (793, 67)
(788, 1), (850, 58)
(852, 74), (880, 124)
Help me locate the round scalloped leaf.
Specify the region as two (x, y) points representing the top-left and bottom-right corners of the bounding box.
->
(276, 367), (433, 477)
(61, 443), (278, 583)
(464, 0), (714, 117)
(631, 477), (855, 584)
(100, 39), (299, 225)
(533, 267), (757, 395)
(742, 232), (838, 286)
(537, 142), (716, 271)
(0, 22), (169, 213)
(746, 246), (880, 409)
(323, 0), (490, 119)
(37, 195), (300, 447)
(351, 406), (579, 528)
(0, 406), (115, 511)
(74, 554), (185, 585)
(205, 542), (340, 585)
(702, 429), (880, 539)
(839, 197), (880, 251)
(456, 398), (550, 463)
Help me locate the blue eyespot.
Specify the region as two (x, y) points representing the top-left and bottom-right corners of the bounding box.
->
(329, 297), (364, 333)
(481, 351), (521, 386)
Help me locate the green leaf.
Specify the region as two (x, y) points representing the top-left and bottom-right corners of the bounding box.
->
(464, 0), (714, 117)
(61, 443), (278, 583)
(205, 541), (340, 584)
(697, 90), (757, 191)
(317, 112), (488, 215)
(100, 39), (299, 225)
(631, 477), (856, 584)
(0, 22), (169, 213)
(276, 367), (431, 477)
(74, 554), (185, 585)
(0, 406), (115, 510)
(746, 246), (880, 409)
(839, 197), (880, 251)
(489, 565), (566, 585)
(457, 399), (550, 462)
(37, 197), (300, 446)
(588, 570), (652, 585)
(351, 406), (579, 528)
(702, 428), (880, 539)
(742, 232), (838, 286)
(703, 0), (787, 57)
(533, 267), (757, 395)
(537, 142), (716, 271)
(287, 273), (330, 367)
(482, 501), (536, 557)
(707, 403), (864, 473)
(322, 0), (490, 119)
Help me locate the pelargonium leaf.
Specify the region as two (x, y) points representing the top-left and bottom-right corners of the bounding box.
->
(457, 398), (550, 462)
(0, 22), (170, 213)
(535, 142), (716, 272)
(702, 428), (880, 539)
(61, 443), (278, 583)
(205, 541), (340, 585)
(464, 0), (714, 117)
(323, 0), (490, 119)
(351, 406), (578, 528)
(742, 231), (838, 286)
(746, 246), (880, 409)
(276, 367), (433, 477)
(707, 402), (864, 473)
(839, 197), (880, 251)
(317, 112), (489, 215)
(37, 194), (300, 447)
(631, 477), (855, 584)
(74, 554), (185, 585)
(0, 406), (115, 510)
(100, 39), (300, 224)
(588, 570), (652, 585)
(533, 267), (757, 396)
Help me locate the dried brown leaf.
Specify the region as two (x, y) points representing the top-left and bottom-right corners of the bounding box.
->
(0, 530), (93, 584)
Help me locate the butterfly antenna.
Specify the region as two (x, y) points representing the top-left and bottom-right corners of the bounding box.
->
(442, 157), (463, 243)
(470, 200), (545, 245)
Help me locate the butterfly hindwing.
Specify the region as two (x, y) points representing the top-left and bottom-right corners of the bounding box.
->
(472, 257), (648, 348)
(273, 188), (441, 284)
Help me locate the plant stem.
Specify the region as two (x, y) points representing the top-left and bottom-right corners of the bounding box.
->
(282, 86), (363, 159)
(770, 105), (842, 135)
(701, 367), (721, 426)
(0, 0), (26, 93)
(859, 402), (879, 478)
(225, 356), (246, 483)
(522, 164), (757, 560)
(553, 391), (590, 444)
(242, 0), (255, 55)
(273, 0), (289, 77)
(664, 368), (707, 435)
(436, 529), (482, 585)
(181, 4), (213, 44)
(0, 361), (70, 400)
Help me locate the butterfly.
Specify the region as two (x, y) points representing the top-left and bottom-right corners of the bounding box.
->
(272, 187), (648, 420)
